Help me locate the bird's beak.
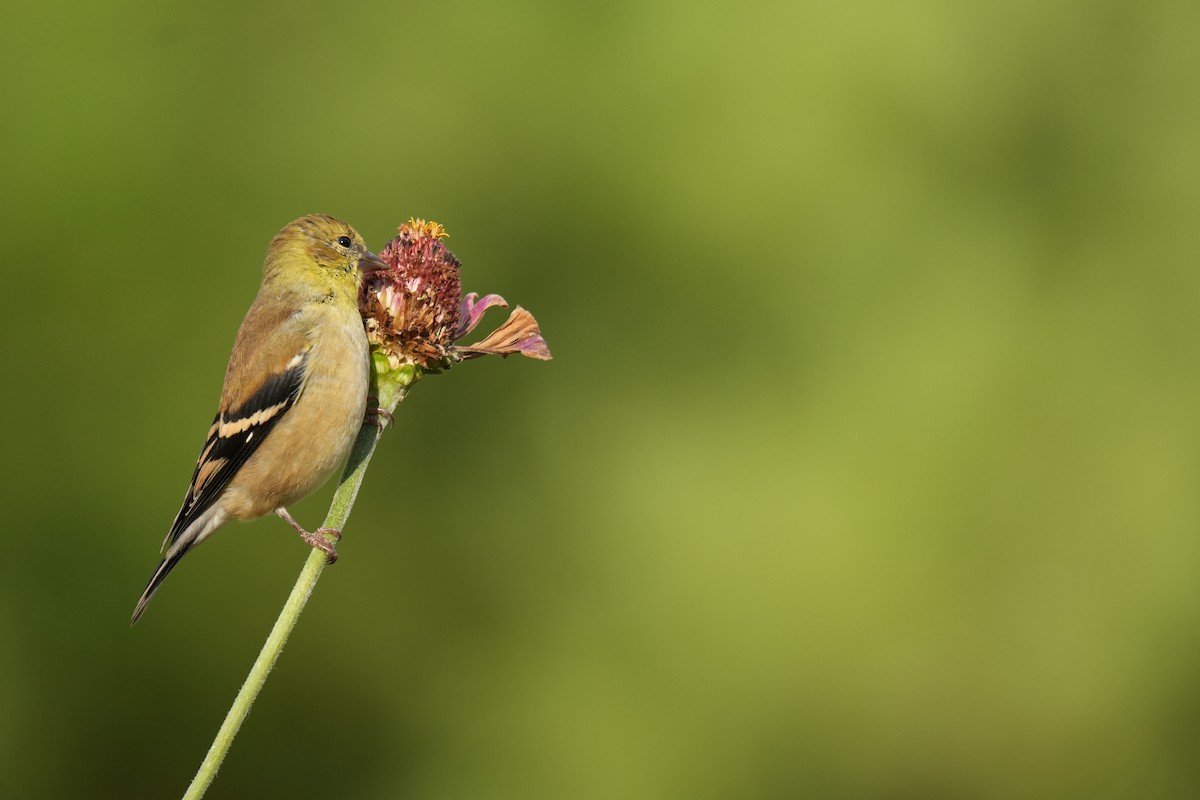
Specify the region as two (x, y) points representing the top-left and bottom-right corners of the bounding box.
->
(358, 250), (388, 273)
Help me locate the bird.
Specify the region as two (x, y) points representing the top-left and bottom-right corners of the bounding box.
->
(131, 214), (387, 624)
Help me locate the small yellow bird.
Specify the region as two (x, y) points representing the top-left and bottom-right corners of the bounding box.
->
(132, 214), (386, 624)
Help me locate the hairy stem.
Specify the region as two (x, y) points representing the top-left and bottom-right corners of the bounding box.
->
(181, 363), (418, 800)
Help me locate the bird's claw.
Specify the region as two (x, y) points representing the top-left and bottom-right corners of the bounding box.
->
(277, 508), (341, 564)
(301, 527), (341, 564)
(365, 400), (393, 431)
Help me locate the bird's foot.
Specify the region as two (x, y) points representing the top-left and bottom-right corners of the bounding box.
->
(276, 508), (341, 564)
(365, 398), (393, 431)
(302, 527), (341, 564)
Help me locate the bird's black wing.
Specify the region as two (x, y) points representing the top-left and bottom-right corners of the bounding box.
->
(161, 350), (309, 551)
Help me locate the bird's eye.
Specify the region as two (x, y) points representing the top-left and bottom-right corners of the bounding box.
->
(336, 235), (352, 248)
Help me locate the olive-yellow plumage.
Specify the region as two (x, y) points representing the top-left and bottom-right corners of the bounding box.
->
(132, 214), (386, 624)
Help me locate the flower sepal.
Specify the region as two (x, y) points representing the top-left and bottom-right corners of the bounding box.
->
(370, 351), (421, 408)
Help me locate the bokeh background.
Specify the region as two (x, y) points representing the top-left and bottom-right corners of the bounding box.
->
(2, 1), (1199, 797)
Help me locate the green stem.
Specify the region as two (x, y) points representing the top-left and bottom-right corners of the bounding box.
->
(181, 363), (418, 800)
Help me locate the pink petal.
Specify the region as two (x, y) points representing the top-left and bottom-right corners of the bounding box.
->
(454, 306), (552, 361)
(455, 292), (509, 341)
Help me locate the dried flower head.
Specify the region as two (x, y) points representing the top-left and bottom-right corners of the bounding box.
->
(361, 219), (551, 371)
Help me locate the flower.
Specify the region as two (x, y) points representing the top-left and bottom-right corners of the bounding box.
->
(361, 219), (552, 372)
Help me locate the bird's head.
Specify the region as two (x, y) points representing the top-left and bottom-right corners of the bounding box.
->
(264, 214), (387, 284)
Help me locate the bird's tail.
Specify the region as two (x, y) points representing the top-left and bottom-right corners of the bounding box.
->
(130, 549), (189, 625)
(130, 505), (228, 625)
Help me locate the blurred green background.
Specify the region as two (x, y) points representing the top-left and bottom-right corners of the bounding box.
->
(2, 0), (1199, 797)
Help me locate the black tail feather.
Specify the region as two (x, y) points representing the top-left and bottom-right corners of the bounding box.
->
(130, 547), (190, 625)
